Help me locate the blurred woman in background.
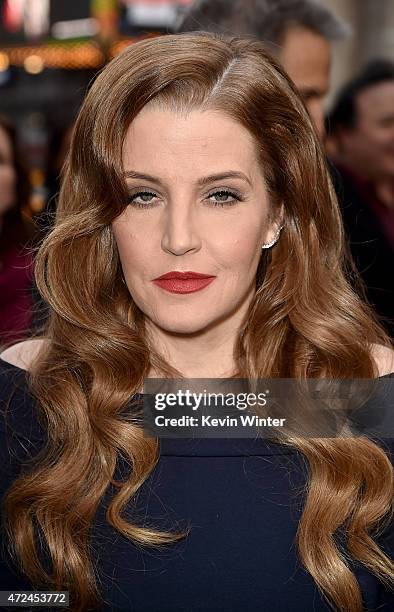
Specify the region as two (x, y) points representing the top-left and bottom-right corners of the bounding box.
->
(0, 114), (36, 346)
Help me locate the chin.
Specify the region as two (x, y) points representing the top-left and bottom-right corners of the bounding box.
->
(151, 314), (216, 335)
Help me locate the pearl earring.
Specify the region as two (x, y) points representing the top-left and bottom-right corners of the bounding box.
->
(261, 224), (284, 249)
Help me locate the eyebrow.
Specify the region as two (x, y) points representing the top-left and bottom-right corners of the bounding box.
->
(123, 170), (252, 188)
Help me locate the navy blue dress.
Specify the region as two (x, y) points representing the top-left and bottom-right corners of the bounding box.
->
(1, 358), (393, 611)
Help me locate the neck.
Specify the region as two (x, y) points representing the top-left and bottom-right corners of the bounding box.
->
(146, 326), (239, 379)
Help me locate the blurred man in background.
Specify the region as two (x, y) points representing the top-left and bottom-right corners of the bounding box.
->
(175, 0), (349, 140)
(327, 60), (394, 336)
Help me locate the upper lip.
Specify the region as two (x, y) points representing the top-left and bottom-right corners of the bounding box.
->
(153, 271), (216, 280)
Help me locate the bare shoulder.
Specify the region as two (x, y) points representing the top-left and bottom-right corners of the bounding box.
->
(370, 342), (394, 377)
(0, 338), (49, 371)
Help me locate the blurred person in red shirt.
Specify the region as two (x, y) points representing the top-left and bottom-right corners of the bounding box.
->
(326, 60), (394, 337)
(0, 114), (37, 347)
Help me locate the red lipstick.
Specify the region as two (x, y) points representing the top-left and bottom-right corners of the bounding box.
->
(152, 271), (216, 294)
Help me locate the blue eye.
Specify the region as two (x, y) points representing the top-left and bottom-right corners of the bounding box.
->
(208, 189), (241, 206)
(129, 191), (156, 208)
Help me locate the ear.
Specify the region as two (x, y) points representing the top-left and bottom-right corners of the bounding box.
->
(263, 203), (285, 245)
(269, 202), (285, 233)
(276, 202), (285, 228)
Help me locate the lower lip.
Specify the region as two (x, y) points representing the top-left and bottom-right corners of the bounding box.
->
(152, 277), (216, 294)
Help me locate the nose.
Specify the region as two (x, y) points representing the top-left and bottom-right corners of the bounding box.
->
(161, 199), (201, 256)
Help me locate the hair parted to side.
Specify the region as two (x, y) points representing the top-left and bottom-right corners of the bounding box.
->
(2, 31), (393, 612)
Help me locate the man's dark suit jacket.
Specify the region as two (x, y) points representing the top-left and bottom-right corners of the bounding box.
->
(330, 161), (394, 339)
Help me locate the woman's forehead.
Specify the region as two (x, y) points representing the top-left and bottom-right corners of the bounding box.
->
(122, 108), (260, 171)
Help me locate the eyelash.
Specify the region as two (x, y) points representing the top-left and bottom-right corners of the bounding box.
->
(127, 189), (243, 209)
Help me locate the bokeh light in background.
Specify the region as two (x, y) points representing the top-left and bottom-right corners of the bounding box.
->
(0, 0), (193, 217)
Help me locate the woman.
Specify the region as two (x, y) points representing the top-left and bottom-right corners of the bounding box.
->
(0, 32), (394, 612)
(0, 114), (36, 346)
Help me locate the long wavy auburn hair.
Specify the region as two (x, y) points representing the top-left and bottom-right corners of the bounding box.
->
(2, 32), (394, 612)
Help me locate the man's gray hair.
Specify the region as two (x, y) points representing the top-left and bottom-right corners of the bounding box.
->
(175, 0), (350, 54)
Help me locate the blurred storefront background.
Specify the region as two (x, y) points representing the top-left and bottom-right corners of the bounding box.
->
(322, 0), (394, 104)
(0, 0), (193, 216)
